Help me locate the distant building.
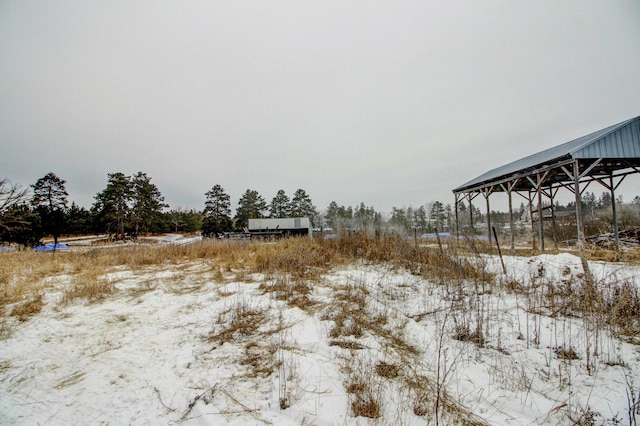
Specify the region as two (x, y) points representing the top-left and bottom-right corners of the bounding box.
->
(247, 217), (313, 239)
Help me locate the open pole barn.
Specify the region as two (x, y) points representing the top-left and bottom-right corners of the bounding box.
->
(453, 115), (640, 272)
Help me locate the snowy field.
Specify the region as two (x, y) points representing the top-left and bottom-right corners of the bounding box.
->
(1, 235), (639, 425)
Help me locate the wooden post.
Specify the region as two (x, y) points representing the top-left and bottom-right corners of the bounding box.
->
(493, 226), (506, 274)
(485, 188), (492, 244)
(508, 190), (515, 252)
(469, 194), (474, 237)
(528, 192), (536, 250)
(454, 195), (460, 241)
(435, 227), (443, 255)
(610, 174), (620, 251)
(537, 173), (545, 252)
(549, 188), (558, 250)
(573, 160), (593, 283)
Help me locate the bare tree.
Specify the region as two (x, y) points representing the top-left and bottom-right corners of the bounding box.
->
(0, 178), (29, 233)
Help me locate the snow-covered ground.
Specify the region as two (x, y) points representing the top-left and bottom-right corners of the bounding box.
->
(1, 238), (639, 425)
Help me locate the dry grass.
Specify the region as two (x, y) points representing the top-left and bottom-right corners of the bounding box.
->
(329, 340), (366, 350)
(62, 272), (115, 305)
(209, 302), (269, 344)
(241, 341), (278, 378)
(3, 234), (640, 424)
(375, 361), (400, 378)
(10, 293), (44, 321)
(258, 274), (317, 312)
(351, 394), (381, 419)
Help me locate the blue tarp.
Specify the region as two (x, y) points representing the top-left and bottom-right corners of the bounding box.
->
(34, 243), (70, 252)
(420, 232), (452, 239)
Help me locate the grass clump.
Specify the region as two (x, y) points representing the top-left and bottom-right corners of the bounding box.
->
(62, 273), (115, 304)
(352, 394), (381, 419)
(209, 302), (269, 344)
(10, 293), (44, 321)
(375, 361), (400, 378)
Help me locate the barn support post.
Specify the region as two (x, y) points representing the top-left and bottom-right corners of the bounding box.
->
(468, 194), (475, 237)
(527, 172), (549, 253)
(548, 187), (559, 250)
(593, 171), (627, 251)
(483, 187), (492, 243)
(536, 174), (545, 252)
(502, 179), (519, 253)
(454, 194), (460, 241)
(573, 160), (593, 283)
(528, 191), (536, 251)
(508, 190), (514, 252)
(610, 174), (620, 251)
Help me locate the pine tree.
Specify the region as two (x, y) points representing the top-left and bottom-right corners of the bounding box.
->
(65, 202), (92, 235)
(235, 189), (267, 230)
(269, 190), (291, 218)
(31, 172), (68, 246)
(202, 184), (232, 237)
(390, 206), (408, 231)
(429, 201), (445, 231)
(0, 203), (42, 247)
(290, 189), (317, 220)
(131, 172), (167, 237)
(324, 201), (340, 230)
(414, 205), (428, 232)
(354, 202), (378, 232)
(92, 172), (133, 240)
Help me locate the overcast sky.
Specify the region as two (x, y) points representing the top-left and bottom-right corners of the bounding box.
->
(1, 1), (639, 214)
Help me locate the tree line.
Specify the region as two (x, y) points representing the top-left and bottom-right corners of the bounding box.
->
(0, 173), (322, 246)
(3, 173), (640, 248)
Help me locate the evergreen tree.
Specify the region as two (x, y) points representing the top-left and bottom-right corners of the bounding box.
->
(131, 172), (167, 237)
(65, 202), (92, 235)
(269, 190), (291, 218)
(202, 184), (233, 237)
(429, 201), (445, 231)
(92, 172), (133, 240)
(354, 202), (379, 232)
(390, 206), (408, 231)
(324, 201), (340, 230)
(414, 205), (428, 232)
(0, 203), (42, 247)
(31, 172), (68, 246)
(290, 189), (317, 220)
(599, 191), (612, 209)
(235, 189), (267, 230)
(165, 209), (202, 234)
(444, 204), (453, 231)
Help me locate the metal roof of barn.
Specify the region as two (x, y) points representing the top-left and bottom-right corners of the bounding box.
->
(453, 115), (640, 194)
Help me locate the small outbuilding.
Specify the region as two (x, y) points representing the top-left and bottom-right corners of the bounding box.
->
(247, 217), (313, 239)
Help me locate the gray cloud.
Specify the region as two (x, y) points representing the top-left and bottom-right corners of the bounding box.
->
(1, 1), (639, 213)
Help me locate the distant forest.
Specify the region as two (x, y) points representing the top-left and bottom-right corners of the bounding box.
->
(2, 172), (640, 247)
